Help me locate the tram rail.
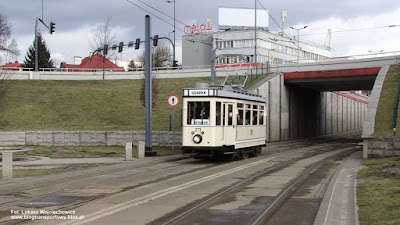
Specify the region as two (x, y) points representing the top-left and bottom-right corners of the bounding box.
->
(153, 136), (360, 225)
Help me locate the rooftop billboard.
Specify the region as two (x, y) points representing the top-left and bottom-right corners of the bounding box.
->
(218, 7), (269, 30)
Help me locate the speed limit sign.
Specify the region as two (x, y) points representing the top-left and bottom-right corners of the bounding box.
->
(167, 95), (179, 107)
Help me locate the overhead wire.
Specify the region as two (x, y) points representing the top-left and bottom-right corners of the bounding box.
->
(125, 0), (238, 58)
(301, 25), (397, 37)
(125, 0), (174, 27)
(256, 0), (330, 71)
(126, 0), (330, 69)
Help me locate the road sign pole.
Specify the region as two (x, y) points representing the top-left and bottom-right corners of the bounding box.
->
(172, 107), (175, 153)
(167, 95), (179, 154)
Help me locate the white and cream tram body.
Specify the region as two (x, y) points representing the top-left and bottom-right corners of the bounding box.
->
(182, 83), (267, 159)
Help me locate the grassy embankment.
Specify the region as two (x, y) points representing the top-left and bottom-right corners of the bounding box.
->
(357, 157), (400, 225)
(357, 65), (400, 225)
(0, 74), (267, 159)
(373, 65), (400, 136)
(0, 75), (265, 131)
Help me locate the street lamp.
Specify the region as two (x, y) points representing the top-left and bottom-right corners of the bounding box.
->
(167, 0), (176, 67)
(368, 50), (384, 57)
(290, 25), (308, 63)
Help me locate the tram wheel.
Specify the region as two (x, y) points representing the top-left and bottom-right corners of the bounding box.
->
(236, 149), (244, 160)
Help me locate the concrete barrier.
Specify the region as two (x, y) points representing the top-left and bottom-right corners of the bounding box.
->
(125, 142), (133, 161)
(138, 141), (145, 159)
(0, 148), (34, 180)
(1, 151), (13, 180)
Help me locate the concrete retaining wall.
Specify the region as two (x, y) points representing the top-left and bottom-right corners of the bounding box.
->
(319, 92), (366, 135)
(0, 131), (182, 147)
(363, 137), (400, 157)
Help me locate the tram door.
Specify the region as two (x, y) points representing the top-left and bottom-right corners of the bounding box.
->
(223, 103), (235, 145)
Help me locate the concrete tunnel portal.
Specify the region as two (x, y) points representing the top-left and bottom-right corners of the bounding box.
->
(250, 67), (381, 141)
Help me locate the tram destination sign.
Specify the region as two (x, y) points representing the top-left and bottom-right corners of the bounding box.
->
(189, 90), (208, 96)
(183, 89), (219, 97)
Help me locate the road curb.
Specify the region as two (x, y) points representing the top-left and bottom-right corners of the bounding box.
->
(313, 151), (362, 225)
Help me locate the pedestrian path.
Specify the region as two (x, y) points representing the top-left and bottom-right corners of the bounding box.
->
(313, 151), (362, 225)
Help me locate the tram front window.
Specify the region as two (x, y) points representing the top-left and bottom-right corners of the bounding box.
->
(187, 101), (210, 125)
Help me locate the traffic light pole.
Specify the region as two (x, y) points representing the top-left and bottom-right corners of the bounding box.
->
(34, 17), (55, 71)
(35, 18), (39, 71)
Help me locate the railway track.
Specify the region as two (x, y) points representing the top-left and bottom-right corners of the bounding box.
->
(0, 131), (362, 225)
(154, 140), (359, 225)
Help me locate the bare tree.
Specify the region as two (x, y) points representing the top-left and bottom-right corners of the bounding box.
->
(0, 13), (19, 109)
(90, 16), (116, 55)
(0, 13), (19, 64)
(137, 44), (170, 107)
(137, 44), (172, 68)
(89, 16), (116, 86)
(139, 73), (160, 108)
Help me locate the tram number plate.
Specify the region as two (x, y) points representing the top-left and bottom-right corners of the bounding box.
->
(195, 128), (202, 133)
(193, 119), (210, 125)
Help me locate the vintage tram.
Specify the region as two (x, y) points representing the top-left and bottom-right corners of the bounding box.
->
(182, 83), (267, 159)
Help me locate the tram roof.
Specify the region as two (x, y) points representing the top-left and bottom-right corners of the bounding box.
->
(183, 85), (266, 103)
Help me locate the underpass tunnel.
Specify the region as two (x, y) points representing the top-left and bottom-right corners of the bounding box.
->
(252, 72), (369, 142)
(286, 84), (368, 140)
(289, 86), (320, 139)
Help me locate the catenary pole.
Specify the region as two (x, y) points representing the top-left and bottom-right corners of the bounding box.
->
(254, 0), (257, 76)
(145, 15), (153, 154)
(35, 18), (39, 71)
(144, 15), (157, 156)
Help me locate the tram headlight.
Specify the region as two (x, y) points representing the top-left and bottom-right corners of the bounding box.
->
(193, 134), (202, 144)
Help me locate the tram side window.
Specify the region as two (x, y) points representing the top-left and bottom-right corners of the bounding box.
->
(228, 104), (233, 125)
(216, 102), (222, 126)
(187, 101), (210, 125)
(245, 104), (251, 125)
(252, 105), (258, 125)
(237, 103), (244, 125)
(259, 105), (265, 125)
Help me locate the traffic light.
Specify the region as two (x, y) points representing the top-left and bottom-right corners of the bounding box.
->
(153, 35), (159, 46)
(103, 44), (108, 55)
(118, 42), (124, 53)
(135, 38), (140, 50)
(50, 22), (55, 34)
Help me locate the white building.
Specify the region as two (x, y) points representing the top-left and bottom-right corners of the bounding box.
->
(182, 29), (332, 67)
(213, 29), (332, 65)
(182, 7), (332, 67)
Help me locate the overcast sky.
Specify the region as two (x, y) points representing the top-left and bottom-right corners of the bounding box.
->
(1, 0), (399, 66)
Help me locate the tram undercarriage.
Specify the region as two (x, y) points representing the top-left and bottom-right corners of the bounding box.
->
(182, 145), (263, 160)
